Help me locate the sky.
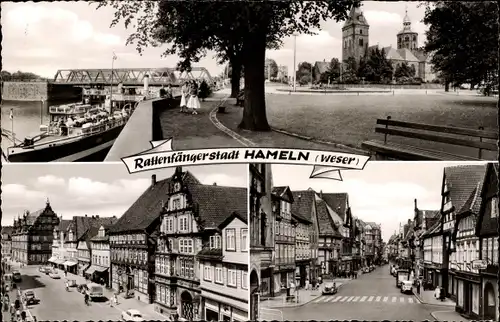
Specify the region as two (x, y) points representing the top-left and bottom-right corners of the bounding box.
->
(271, 161), (489, 243)
(1, 1), (429, 79)
(1, 163), (247, 226)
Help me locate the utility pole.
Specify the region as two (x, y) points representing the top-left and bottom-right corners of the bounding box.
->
(293, 34), (297, 92)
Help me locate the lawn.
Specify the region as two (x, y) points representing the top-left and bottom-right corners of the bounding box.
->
(263, 93), (498, 159)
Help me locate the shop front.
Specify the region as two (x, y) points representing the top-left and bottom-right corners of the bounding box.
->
(454, 271), (481, 319)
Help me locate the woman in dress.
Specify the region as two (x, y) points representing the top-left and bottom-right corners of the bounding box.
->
(187, 80), (201, 115)
(180, 82), (188, 113)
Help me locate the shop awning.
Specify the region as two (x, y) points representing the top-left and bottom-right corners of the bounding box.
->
(94, 266), (109, 273)
(85, 266), (98, 275)
(63, 261), (77, 267)
(48, 257), (57, 263)
(54, 259), (65, 265)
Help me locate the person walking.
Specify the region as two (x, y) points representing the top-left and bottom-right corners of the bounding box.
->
(180, 82), (188, 113)
(187, 81), (200, 115)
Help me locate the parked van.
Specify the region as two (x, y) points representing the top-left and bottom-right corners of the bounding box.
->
(87, 283), (104, 299)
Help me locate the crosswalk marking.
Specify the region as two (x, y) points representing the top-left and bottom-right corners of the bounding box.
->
(312, 295), (418, 305)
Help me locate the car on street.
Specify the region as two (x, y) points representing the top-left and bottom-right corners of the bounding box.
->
(48, 271), (61, 279)
(22, 290), (39, 305)
(12, 271), (22, 282)
(401, 280), (413, 294)
(322, 282), (337, 295)
(121, 309), (145, 322)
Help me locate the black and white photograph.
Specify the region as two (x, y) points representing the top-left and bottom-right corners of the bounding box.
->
(1, 164), (248, 321)
(1, 1), (497, 162)
(249, 162), (498, 321)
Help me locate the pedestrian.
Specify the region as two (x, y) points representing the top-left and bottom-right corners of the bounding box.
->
(187, 81), (200, 115)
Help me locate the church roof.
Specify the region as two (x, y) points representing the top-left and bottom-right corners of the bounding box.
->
(396, 48), (420, 62)
(343, 4), (369, 29)
(382, 46), (404, 61)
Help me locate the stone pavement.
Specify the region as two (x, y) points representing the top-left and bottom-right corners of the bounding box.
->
(413, 289), (455, 307)
(430, 309), (472, 322)
(259, 278), (353, 308)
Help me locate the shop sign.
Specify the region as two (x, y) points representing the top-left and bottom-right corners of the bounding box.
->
(471, 259), (487, 270)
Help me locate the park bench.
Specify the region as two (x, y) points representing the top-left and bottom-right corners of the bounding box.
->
(236, 90), (245, 106)
(362, 116), (498, 161)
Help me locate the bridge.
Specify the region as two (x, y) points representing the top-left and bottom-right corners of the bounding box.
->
(52, 67), (213, 86)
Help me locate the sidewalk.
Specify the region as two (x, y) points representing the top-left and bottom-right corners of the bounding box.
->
(260, 278), (353, 308)
(63, 271), (167, 321)
(413, 289), (455, 307)
(430, 309), (473, 322)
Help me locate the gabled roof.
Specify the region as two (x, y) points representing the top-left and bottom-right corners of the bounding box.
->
(110, 171), (200, 233)
(396, 48), (420, 62)
(316, 199), (342, 238)
(188, 184), (247, 229)
(443, 165), (487, 215)
(321, 193), (348, 222)
(291, 190), (316, 221)
(272, 186), (294, 203)
(218, 211), (247, 230)
(382, 46), (404, 61)
(314, 61), (330, 74)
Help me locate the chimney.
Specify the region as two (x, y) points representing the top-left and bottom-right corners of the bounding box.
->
(151, 174), (157, 186)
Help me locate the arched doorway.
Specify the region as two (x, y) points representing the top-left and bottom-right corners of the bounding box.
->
(180, 291), (194, 321)
(483, 282), (496, 320)
(250, 270), (259, 321)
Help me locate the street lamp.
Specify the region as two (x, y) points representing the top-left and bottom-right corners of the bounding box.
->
(292, 34), (298, 92)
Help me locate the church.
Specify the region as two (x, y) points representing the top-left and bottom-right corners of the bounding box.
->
(341, 5), (436, 82)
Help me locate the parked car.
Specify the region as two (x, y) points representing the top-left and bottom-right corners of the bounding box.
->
(401, 280), (413, 294)
(322, 282), (338, 295)
(121, 309), (145, 322)
(66, 279), (77, 287)
(12, 271), (22, 282)
(48, 272), (61, 279)
(23, 290), (39, 305)
(87, 283), (104, 299)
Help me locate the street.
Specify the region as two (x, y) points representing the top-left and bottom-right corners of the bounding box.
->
(3, 263), (165, 321)
(280, 264), (438, 321)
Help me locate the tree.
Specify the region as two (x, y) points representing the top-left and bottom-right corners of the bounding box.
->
(326, 58), (341, 82)
(97, 0), (359, 131)
(422, 1), (498, 91)
(264, 59), (279, 80)
(296, 62), (312, 85)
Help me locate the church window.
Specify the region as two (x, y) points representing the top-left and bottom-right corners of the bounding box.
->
(359, 39), (364, 46)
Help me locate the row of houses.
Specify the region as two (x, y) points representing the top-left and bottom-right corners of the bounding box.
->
(387, 163), (498, 321)
(249, 163), (383, 320)
(5, 167), (248, 322)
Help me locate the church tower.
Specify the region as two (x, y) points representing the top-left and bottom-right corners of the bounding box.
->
(397, 8), (419, 50)
(342, 4), (370, 64)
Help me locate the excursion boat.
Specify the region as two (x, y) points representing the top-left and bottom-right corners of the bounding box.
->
(5, 102), (133, 162)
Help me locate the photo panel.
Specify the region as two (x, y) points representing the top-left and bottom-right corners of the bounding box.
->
(2, 0), (497, 163)
(249, 161), (498, 321)
(1, 163), (249, 321)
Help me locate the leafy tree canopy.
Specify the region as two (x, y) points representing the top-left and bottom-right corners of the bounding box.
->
(422, 1), (498, 86)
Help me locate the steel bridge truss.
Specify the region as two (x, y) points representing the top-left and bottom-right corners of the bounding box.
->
(53, 67), (213, 86)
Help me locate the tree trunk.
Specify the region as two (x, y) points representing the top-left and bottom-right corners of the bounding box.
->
(238, 31), (271, 131)
(230, 58), (242, 98)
